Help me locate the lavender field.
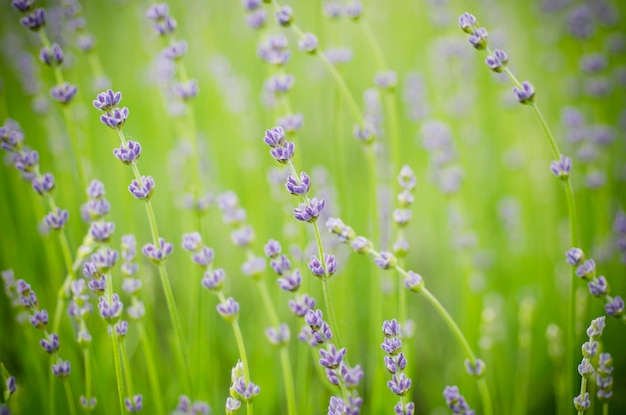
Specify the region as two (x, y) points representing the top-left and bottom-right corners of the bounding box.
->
(1, 0), (625, 414)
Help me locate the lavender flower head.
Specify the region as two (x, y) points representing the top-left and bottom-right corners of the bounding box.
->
(50, 83), (78, 105)
(93, 89), (122, 111)
(550, 155), (572, 179)
(142, 237), (173, 264)
(513, 81), (535, 104)
(294, 198), (326, 223)
(299, 33), (318, 53)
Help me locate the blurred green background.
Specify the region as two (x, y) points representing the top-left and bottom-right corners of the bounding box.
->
(1, 0), (625, 414)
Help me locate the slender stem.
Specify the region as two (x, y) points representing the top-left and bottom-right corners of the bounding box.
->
(82, 347), (93, 412)
(138, 322), (165, 415)
(119, 340), (135, 401)
(62, 379), (76, 415)
(257, 278), (281, 327)
(49, 360), (56, 415)
(115, 128), (192, 393)
(576, 377), (588, 415)
(104, 274), (125, 414)
(279, 348), (297, 415)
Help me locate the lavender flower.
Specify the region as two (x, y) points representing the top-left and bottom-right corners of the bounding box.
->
(319, 344), (346, 369)
(124, 395), (143, 413)
(307, 254), (337, 277)
(588, 276), (608, 297)
(20, 8), (46, 31)
(443, 385), (475, 414)
(32, 173), (54, 195)
(52, 360), (71, 378)
(351, 236), (372, 254)
(264, 239), (282, 258)
(265, 323), (290, 346)
(241, 256), (266, 279)
(258, 35), (291, 66)
(573, 393), (590, 412)
(513, 81), (535, 104)
(293, 198), (326, 222)
(465, 358), (485, 377)
(162, 41), (187, 61)
(575, 259), (595, 279)
(288, 294), (316, 316)
(40, 333), (60, 354)
(345, 1), (363, 20)
(173, 80), (199, 100)
(142, 237), (173, 264)
(566, 247), (584, 266)
(375, 70), (397, 91)
(550, 155), (572, 179)
(39, 43), (64, 66)
(596, 353), (613, 401)
(93, 89), (122, 111)
(98, 294), (123, 323)
(217, 297), (240, 322)
(128, 176), (155, 200)
(278, 113), (304, 133)
(467, 27), (488, 50)
(605, 296), (624, 317)
(12, 0), (34, 12)
(89, 221), (115, 242)
(100, 107), (129, 129)
(485, 49), (509, 72)
(44, 208), (69, 230)
(298, 33), (318, 53)
(275, 5), (293, 26)
(374, 251), (397, 270)
(113, 140), (141, 164)
(245, 8), (266, 29)
(50, 83), (78, 105)
(277, 269), (302, 291)
(404, 271), (424, 292)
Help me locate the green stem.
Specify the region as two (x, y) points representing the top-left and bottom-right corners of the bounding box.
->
(576, 377), (588, 415)
(62, 379), (76, 415)
(82, 347), (93, 412)
(138, 322), (165, 415)
(119, 339), (135, 401)
(279, 348), (297, 415)
(109, 329), (125, 414)
(115, 128), (192, 393)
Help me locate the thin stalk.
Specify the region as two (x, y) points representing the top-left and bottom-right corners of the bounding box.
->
(138, 322), (164, 415)
(576, 377), (588, 415)
(119, 340), (135, 403)
(82, 347), (93, 412)
(62, 379), (76, 415)
(49, 359), (56, 415)
(115, 128), (192, 393)
(279, 348), (297, 415)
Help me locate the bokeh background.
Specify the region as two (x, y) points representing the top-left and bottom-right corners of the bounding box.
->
(1, 0), (625, 414)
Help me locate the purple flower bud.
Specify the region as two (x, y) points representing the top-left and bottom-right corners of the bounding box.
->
(550, 155), (572, 179)
(92, 248), (118, 271)
(266, 74), (295, 94)
(190, 246), (214, 267)
(32, 173), (55, 196)
(77, 34), (95, 52)
(128, 176), (155, 200)
(217, 297), (240, 322)
(465, 358), (486, 377)
(319, 344), (346, 368)
(20, 8), (46, 31)
(162, 41), (187, 61)
(257, 35), (291, 65)
(93, 89), (122, 111)
(298, 33), (318, 53)
(575, 259), (595, 279)
(513, 81), (535, 104)
(39, 43), (64, 66)
(142, 237), (173, 264)
(226, 397), (241, 412)
(121, 278), (142, 295)
(264, 126), (285, 147)
(288, 294), (316, 316)
(308, 254), (336, 278)
(381, 337), (402, 355)
(275, 5), (293, 26)
(152, 16), (177, 36)
(574, 392), (590, 412)
(588, 276), (608, 297)
(113, 140), (141, 164)
(458, 12), (477, 33)
(44, 208), (69, 230)
(566, 247), (584, 266)
(114, 320), (128, 337)
(264, 239), (282, 258)
(404, 271), (424, 292)
(146, 4), (169, 20)
(345, 1), (363, 20)
(52, 360), (71, 378)
(382, 319), (402, 337)
(30, 309), (48, 329)
(328, 396), (346, 414)
(285, 172), (310, 195)
(586, 316), (605, 339)
(182, 232), (203, 252)
(98, 294), (123, 323)
(88, 276), (107, 295)
(12, 0), (34, 12)
(468, 27), (488, 50)
(277, 269), (302, 292)
(242, 256), (266, 279)
(6, 375), (16, 395)
(578, 357), (594, 377)
(582, 340), (598, 358)
(90, 221), (115, 242)
(350, 236), (372, 254)
(270, 141), (295, 164)
(233, 377), (260, 401)
(375, 251), (397, 270)
(50, 83), (78, 105)
(388, 373), (412, 396)
(353, 123), (374, 143)
(124, 394), (143, 413)
(294, 198), (326, 223)
(100, 107), (129, 129)
(270, 255), (291, 275)
(245, 8), (266, 29)
(605, 296), (624, 317)
(40, 334), (61, 355)
(375, 70), (397, 90)
(278, 113), (304, 133)
(241, 0), (262, 10)
(173, 79), (199, 100)
(231, 225), (254, 247)
(265, 323), (290, 346)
